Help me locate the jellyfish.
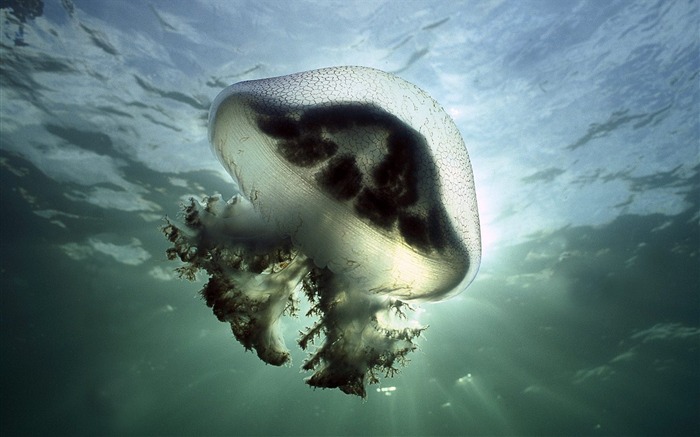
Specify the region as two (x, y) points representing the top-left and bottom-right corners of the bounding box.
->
(163, 66), (481, 398)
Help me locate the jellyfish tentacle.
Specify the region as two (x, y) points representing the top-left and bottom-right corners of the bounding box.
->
(163, 195), (311, 366)
(299, 267), (426, 398)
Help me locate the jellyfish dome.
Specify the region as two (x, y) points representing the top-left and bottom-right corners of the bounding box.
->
(164, 66), (481, 397)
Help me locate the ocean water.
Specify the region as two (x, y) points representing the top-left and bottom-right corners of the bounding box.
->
(1, 0), (698, 436)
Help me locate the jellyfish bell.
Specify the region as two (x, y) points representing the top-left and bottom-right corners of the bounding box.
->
(209, 66), (480, 300)
(164, 66), (481, 397)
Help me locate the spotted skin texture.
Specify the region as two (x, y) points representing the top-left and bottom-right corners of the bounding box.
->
(315, 154), (363, 201)
(257, 103), (449, 253)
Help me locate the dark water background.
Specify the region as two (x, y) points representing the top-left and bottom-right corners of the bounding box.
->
(1, 0), (698, 435)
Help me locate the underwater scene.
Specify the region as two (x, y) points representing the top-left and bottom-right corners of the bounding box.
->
(1, 0), (698, 436)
